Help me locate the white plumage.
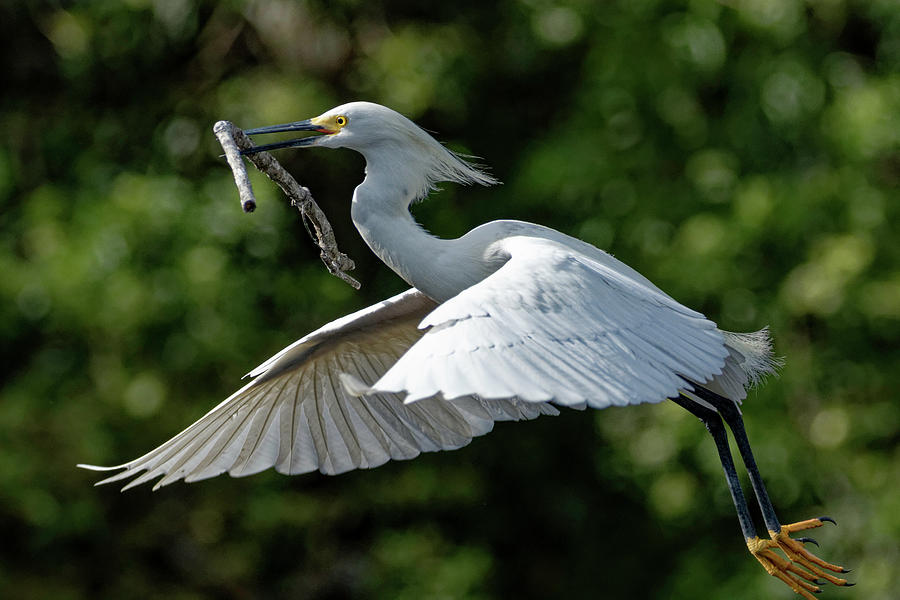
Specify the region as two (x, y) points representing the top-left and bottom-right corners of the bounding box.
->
(81, 289), (557, 490)
(79, 101), (777, 490)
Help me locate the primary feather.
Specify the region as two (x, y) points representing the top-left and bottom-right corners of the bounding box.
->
(79, 290), (557, 490)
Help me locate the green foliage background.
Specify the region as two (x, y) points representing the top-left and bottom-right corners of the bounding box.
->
(2, 1), (898, 598)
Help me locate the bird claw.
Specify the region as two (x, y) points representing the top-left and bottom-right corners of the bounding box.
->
(746, 517), (853, 600)
(796, 537), (819, 547)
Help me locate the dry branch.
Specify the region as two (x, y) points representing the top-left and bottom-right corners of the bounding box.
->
(213, 120), (360, 290)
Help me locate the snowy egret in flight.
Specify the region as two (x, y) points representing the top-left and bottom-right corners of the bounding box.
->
(81, 102), (851, 598)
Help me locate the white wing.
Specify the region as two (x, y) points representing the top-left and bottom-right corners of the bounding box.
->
(79, 288), (557, 490)
(371, 236), (730, 408)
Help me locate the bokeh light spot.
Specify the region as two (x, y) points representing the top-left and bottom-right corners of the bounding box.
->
(123, 372), (167, 418)
(686, 149), (739, 202)
(44, 10), (90, 58)
(163, 117), (200, 160)
(533, 6), (583, 46)
(677, 213), (727, 256)
(809, 407), (849, 448)
(665, 15), (726, 73)
(761, 60), (824, 125)
(650, 471), (697, 519)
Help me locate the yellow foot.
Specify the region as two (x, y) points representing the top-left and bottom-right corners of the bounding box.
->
(747, 517), (853, 599)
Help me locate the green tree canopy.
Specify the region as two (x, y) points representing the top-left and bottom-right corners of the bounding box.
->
(1, 1), (898, 598)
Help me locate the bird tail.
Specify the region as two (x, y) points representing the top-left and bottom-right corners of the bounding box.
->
(703, 327), (783, 402)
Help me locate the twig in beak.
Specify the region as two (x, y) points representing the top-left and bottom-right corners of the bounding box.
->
(212, 120), (360, 290)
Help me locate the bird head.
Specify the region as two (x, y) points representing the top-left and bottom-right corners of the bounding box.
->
(242, 101), (498, 200)
(241, 102), (381, 152)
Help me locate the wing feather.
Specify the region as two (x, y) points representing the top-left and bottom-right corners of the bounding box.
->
(80, 288), (555, 489)
(371, 236), (729, 409)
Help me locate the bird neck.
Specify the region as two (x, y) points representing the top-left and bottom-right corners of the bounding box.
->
(351, 173), (486, 301)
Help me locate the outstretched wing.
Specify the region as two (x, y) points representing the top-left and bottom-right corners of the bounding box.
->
(79, 288), (557, 490)
(371, 237), (730, 408)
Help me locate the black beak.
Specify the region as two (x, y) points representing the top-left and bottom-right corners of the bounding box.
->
(240, 119), (328, 155)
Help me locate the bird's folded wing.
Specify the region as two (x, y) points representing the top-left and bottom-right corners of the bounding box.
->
(371, 237), (730, 409)
(79, 288), (557, 490)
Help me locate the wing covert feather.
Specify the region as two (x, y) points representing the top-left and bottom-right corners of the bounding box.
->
(372, 237), (730, 408)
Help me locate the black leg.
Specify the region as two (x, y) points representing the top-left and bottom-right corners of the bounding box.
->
(675, 384), (852, 595)
(670, 394), (757, 541)
(688, 386), (782, 535)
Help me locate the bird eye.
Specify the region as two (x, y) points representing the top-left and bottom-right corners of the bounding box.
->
(335, 115), (347, 127)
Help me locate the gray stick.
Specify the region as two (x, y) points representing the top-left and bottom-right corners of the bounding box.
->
(212, 120), (360, 290)
(213, 121), (257, 213)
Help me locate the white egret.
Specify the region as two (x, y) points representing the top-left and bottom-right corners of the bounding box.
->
(80, 102), (851, 597)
